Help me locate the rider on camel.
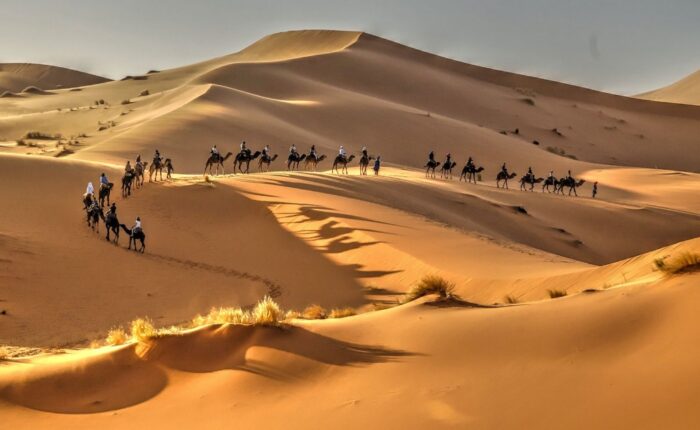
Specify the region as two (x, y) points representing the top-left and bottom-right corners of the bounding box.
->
(466, 156), (474, 170)
(240, 141), (249, 156)
(309, 144), (317, 159)
(428, 150), (435, 164)
(262, 144), (271, 161)
(527, 166), (534, 182)
(339, 145), (347, 161)
(501, 163), (509, 177)
(361, 146), (368, 159)
(99, 172), (110, 191)
(444, 153), (452, 167)
(132, 216), (142, 235)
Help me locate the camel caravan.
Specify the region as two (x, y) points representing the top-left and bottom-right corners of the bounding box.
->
(80, 141), (595, 253)
(426, 151), (590, 197)
(81, 149), (171, 253)
(204, 141), (378, 176)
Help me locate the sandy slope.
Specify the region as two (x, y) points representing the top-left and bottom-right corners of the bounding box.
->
(0, 63), (109, 94)
(0, 29), (699, 429)
(638, 69), (700, 105)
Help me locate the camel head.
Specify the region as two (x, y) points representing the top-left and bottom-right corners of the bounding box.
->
(476, 166), (484, 172)
(252, 151), (261, 159)
(317, 155), (326, 162)
(270, 154), (278, 161)
(576, 179), (586, 186)
(348, 154), (356, 162)
(299, 154), (307, 161)
(509, 172), (517, 179)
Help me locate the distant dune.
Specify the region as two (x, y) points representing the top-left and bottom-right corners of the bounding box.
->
(637, 69), (700, 105)
(0, 63), (110, 93)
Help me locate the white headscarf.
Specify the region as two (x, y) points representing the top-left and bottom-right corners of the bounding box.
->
(86, 182), (94, 194)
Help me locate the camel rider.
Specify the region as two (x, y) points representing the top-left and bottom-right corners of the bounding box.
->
(136, 155), (141, 163)
(339, 145), (347, 161)
(566, 170), (573, 182)
(153, 149), (161, 166)
(445, 153), (452, 167)
(211, 145), (219, 157)
(240, 140), (249, 156)
(289, 144), (298, 156)
(86, 181), (95, 197)
(125, 161), (132, 173)
(428, 151), (435, 164)
(362, 146), (368, 159)
(107, 203), (117, 218)
(132, 216), (142, 235)
(99, 173), (110, 191)
(467, 157), (474, 170)
(527, 166), (534, 181)
(501, 163), (509, 176)
(263, 145), (271, 161)
(309, 144), (317, 159)
(548, 170), (555, 181)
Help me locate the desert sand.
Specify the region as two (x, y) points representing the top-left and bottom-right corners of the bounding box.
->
(0, 30), (699, 429)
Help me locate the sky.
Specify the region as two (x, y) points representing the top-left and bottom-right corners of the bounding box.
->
(1, 0), (699, 95)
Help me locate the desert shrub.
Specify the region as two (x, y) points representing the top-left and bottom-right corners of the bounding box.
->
(193, 307), (251, 326)
(504, 294), (519, 304)
(121, 99), (132, 105)
(98, 126), (109, 131)
(106, 327), (129, 345)
(284, 310), (301, 320)
(25, 131), (61, 139)
(302, 304), (327, 319)
(548, 289), (567, 299)
(329, 308), (356, 319)
(654, 252), (700, 275)
(16, 139), (26, 146)
(404, 275), (455, 302)
(251, 295), (282, 326)
(522, 98), (535, 106)
(130, 318), (158, 342)
(139, 90), (150, 97)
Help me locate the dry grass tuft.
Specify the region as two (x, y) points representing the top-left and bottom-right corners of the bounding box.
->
(302, 304), (327, 320)
(130, 318), (159, 342)
(329, 307), (356, 319)
(194, 307), (251, 326)
(548, 289), (567, 299)
(403, 275), (455, 302)
(251, 296), (282, 326)
(504, 294), (520, 304)
(0, 346), (7, 360)
(284, 310), (301, 320)
(654, 252), (700, 275)
(106, 327), (129, 345)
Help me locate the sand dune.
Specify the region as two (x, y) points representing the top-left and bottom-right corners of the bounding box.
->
(0, 63), (109, 93)
(637, 69), (700, 105)
(0, 29), (699, 429)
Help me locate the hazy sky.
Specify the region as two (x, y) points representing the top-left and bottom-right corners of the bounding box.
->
(2, 0), (699, 95)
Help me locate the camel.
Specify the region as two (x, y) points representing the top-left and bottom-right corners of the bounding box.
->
(122, 171), (134, 197)
(134, 162), (148, 188)
(165, 159), (174, 179)
(234, 150), (261, 174)
(98, 183), (113, 207)
(85, 201), (103, 232)
(542, 176), (558, 193)
(104, 211), (120, 243)
(359, 154), (375, 175)
(287, 153), (307, 170)
(258, 154), (278, 172)
(149, 157), (172, 182)
(496, 171), (518, 189)
(120, 224), (146, 253)
(556, 178), (586, 196)
(304, 154), (326, 171)
(332, 154), (355, 174)
(519, 175), (544, 191)
(460, 165), (484, 184)
(440, 161), (458, 179)
(425, 160), (441, 178)
(204, 152), (232, 176)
